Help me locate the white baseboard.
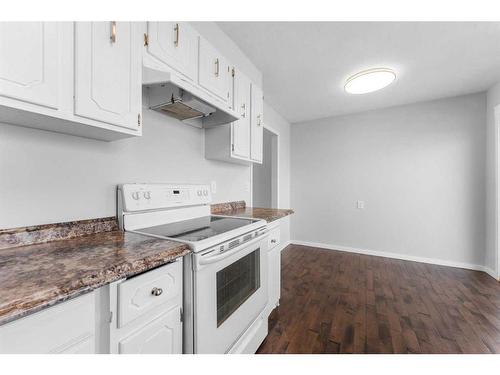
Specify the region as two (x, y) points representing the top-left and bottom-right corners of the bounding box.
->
(291, 240), (499, 280)
(482, 266), (499, 280)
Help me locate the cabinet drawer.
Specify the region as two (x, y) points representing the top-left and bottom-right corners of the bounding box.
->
(117, 261), (182, 328)
(0, 292), (95, 354)
(267, 227), (281, 250)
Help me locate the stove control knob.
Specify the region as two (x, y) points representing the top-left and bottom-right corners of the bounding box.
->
(203, 189), (208, 196)
(197, 190), (202, 196)
(131, 191), (140, 200)
(143, 191), (151, 200)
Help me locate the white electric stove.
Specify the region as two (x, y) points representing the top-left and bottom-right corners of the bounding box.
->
(117, 183), (269, 354)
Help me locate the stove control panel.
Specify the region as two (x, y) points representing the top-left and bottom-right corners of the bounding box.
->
(119, 183), (211, 212)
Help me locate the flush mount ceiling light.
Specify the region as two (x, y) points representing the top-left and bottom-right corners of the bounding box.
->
(344, 68), (396, 94)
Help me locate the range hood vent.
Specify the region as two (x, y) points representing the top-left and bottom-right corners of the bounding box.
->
(143, 65), (240, 128)
(149, 86), (217, 121)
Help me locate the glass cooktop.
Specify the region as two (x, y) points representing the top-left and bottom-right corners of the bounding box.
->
(137, 216), (260, 242)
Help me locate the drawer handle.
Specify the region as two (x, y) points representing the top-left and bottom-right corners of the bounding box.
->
(151, 287), (163, 296)
(215, 58), (220, 77)
(110, 21), (117, 43)
(271, 239), (277, 244)
(174, 23), (179, 47)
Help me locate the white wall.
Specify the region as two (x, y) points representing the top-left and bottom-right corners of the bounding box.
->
(485, 81), (500, 277)
(0, 109), (252, 228)
(291, 93), (487, 268)
(0, 22), (279, 229)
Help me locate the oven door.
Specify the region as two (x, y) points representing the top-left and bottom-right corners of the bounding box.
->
(193, 234), (268, 353)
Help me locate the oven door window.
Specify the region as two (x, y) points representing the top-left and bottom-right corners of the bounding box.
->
(216, 249), (260, 327)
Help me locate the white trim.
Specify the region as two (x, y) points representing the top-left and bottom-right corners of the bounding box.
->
(495, 104), (500, 281)
(280, 240), (292, 252)
(483, 266), (499, 280)
(249, 161), (253, 207)
(291, 240), (499, 279)
(265, 124), (280, 208)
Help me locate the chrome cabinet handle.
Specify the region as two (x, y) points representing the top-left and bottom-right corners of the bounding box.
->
(151, 287), (163, 296)
(271, 239), (277, 244)
(110, 21), (117, 43)
(215, 58), (220, 77)
(257, 114), (262, 126)
(241, 103), (246, 117)
(174, 23), (179, 47)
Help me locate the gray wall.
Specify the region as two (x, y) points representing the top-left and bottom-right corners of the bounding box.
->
(291, 93), (487, 267)
(253, 129), (274, 208)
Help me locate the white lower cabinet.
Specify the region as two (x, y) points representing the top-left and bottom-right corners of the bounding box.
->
(0, 292), (96, 354)
(118, 306), (182, 354)
(0, 259), (184, 354)
(109, 260), (183, 354)
(266, 220), (282, 316)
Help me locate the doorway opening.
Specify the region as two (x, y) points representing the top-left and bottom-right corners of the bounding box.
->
(252, 126), (279, 208)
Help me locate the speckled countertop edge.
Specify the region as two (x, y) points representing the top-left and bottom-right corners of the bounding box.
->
(0, 219), (190, 326)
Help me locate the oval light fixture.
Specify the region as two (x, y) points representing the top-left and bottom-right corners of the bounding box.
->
(344, 68), (396, 94)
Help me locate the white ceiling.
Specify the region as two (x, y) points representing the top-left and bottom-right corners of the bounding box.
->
(217, 22), (500, 123)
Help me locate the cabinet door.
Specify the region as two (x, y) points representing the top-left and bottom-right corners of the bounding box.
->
(198, 37), (231, 103)
(0, 292), (95, 354)
(231, 69), (251, 160)
(146, 22), (198, 82)
(74, 22), (142, 130)
(0, 22), (60, 109)
(250, 84), (264, 163)
(118, 307), (182, 354)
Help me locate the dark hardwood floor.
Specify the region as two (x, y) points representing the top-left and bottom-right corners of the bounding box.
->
(257, 244), (500, 354)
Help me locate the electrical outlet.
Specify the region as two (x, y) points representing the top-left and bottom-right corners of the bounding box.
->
(357, 200), (365, 209)
(210, 180), (217, 194)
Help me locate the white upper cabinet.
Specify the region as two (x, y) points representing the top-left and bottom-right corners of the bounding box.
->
(0, 22), (142, 141)
(250, 84), (264, 163)
(145, 22), (198, 82)
(74, 22), (142, 131)
(198, 37), (231, 103)
(0, 22), (60, 109)
(205, 67), (264, 165)
(232, 69), (251, 160)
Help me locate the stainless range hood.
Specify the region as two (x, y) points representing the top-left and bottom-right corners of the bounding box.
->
(143, 65), (240, 128)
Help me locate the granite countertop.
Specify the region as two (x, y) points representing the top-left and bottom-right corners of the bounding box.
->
(211, 201), (294, 223)
(0, 219), (190, 326)
(0, 202), (292, 326)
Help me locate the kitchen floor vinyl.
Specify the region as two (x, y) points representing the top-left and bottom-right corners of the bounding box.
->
(257, 244), (500, 354)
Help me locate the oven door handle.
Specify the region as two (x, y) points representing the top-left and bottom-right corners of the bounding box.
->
(198, 234), (267, 266)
